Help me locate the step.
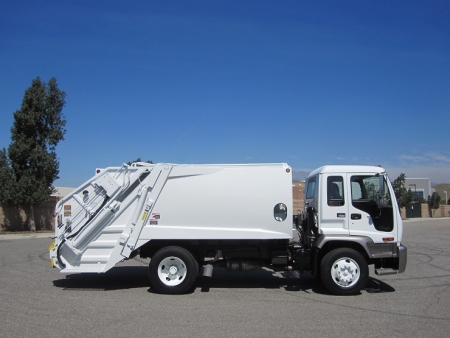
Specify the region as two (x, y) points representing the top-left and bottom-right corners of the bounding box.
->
(375, 268), (398, 276)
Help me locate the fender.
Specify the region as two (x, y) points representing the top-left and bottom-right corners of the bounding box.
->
(314, 235), (374, 257)
(315, 235), (401, 260)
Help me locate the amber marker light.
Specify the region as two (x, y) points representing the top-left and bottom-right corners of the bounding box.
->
(383, 237), (395, 242)
(286, 168), (291, 173)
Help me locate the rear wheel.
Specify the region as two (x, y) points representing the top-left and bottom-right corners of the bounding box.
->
(320, 248), (368, 295)
(149, 246), (199, 294)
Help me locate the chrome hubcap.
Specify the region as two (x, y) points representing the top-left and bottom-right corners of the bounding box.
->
(331, 257), (360, 287)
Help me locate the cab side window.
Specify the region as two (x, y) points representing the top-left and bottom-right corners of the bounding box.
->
(305, 177), (316, 199)
(327, 176), (344, 206)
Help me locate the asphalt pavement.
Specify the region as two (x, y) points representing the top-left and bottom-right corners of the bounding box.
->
(0, 217), (449, 338)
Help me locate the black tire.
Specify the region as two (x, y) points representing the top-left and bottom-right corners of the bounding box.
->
(149, 246), (199, 294)
(320, 248), (368, 296)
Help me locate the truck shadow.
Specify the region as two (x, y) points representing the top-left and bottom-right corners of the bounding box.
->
(364, 277), (396, 293)
(195, 268), (321, 294)
(194, 269), (396, 295)
(53, 266), (150, 291)
(53, 266), (395, 295)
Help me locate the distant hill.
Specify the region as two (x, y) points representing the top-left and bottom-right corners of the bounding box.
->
(432, 183), (450, 204)
(292, 170), (310, 182)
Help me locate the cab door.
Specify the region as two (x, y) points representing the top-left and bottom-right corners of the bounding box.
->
(319, 175), (349, 235)
(347, 173), (397, 243)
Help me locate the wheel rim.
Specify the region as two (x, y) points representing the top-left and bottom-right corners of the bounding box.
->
(330, 257), (360, 288)
(157, 256), (187, 286)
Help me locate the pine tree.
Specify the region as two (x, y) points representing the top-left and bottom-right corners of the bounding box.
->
(0, 148), (14, 204)
(427, 192), (441, 217)
(6, 77), (66, 231)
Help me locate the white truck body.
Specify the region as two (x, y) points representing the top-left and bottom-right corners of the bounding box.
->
(51, 163), (292, 273)
(50, 162), (406, 295)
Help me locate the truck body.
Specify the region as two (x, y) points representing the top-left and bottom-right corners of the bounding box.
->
(50, 162), (407, 295)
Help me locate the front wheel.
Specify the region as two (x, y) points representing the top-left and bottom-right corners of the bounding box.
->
(149, 246), (199, 294)
(320, 248), (368, 295)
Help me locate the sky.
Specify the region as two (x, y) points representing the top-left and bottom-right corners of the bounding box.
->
(1, 0), (449, 187)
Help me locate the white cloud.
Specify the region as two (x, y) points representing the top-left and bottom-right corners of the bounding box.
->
(398, 155), (428, 163)
(425, 152), (450, 163)
(385, 165), (450, 184)
(383, 152), (449, 183)
(398, 152), (450, 165)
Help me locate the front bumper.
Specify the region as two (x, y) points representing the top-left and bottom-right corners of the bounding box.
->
(397, 244), (407, 273)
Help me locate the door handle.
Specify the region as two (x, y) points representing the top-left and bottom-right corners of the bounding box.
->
(351, 213), (361, 220)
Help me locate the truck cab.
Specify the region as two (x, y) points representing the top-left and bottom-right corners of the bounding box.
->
(299, 165), (407, 294)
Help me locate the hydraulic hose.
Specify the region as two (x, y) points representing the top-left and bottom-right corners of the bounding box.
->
(66, 195), (110, 240)
(56, 239), (66, 268)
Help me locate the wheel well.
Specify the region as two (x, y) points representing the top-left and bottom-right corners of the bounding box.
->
(317, 241), (371, 269)
(139, 241), (202, 263)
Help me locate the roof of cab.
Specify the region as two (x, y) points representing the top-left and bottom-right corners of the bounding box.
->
(307, 165), (385, 178)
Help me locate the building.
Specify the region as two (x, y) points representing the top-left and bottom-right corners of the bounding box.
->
(292, 181), (305, 215)
(51, 187), (76, 200)
(404, 178), (432, 201)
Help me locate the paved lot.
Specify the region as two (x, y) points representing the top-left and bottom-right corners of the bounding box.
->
(0, 218), (449, 338)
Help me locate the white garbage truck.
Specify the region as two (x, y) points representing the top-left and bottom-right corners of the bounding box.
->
(49, 162), (407, 295)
